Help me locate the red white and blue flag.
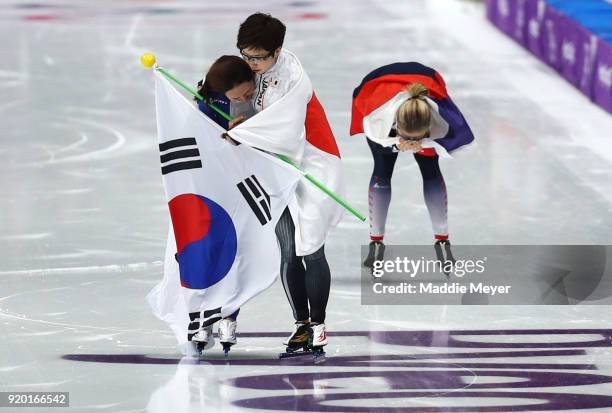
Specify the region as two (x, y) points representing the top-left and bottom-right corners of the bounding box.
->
(350, 62), (474, 156)
(228, 55), (344, 256)
(147, 70), (301, 354)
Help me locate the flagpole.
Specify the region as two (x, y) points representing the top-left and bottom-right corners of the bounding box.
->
(146, 56), (366, 222)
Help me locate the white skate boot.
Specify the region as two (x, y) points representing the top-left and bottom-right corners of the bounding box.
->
(192, 323), (215, 355)
(311, 323), (328, 347)
(310, 323), (327, 362)
(218, 318), (237, 357)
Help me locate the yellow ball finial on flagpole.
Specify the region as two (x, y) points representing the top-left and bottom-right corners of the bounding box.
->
(140, 53), (156, 68)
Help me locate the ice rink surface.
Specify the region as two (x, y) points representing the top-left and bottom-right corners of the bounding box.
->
(1, 0), (612, 411)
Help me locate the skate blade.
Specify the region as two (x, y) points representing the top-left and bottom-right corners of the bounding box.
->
(194, 339), (216, 357)
(313, 355), (326, 364)
(279, 349), (326, 361)
(279, 350), (316, 359)
(196, 343), (206, 358)
(313, 349), (326, 364)
(221, 342), (234, 358)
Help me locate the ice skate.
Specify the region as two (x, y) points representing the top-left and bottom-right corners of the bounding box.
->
(218, 318), (237, 357)
(363, 240), (385, 268)
(310, 323), (327, 363)
(434, 239), (456, 277)
(192, 323), (215, 356)
(279, 322), (312, 359)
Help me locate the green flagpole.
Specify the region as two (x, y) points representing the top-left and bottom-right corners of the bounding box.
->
(145, 55), (366, 222)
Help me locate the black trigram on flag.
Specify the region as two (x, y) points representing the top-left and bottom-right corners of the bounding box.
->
(237, 175), (271, 225)
(159, 137), (202, 175)
(187, 307), (221, 342)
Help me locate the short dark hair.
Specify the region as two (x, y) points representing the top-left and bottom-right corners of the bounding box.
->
(236, 12), (286, 52)
(198, 55), (254, 99)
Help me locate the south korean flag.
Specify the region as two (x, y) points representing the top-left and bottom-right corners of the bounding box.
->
(147, 70), (301, 354)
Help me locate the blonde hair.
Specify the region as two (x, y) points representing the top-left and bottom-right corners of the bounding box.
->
(395, 83), (431, 134)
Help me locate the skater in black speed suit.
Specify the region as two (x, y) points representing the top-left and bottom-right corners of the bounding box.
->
(276, 208), (330, 323)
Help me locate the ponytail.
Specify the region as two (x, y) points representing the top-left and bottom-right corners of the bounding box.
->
(395, 82), (431, 134)
(407, 82), (428, 100)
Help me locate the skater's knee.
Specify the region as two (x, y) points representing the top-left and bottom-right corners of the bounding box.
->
(276, 212), (298, 262)
(371, 161), (395, 183)
(414, 154), (442, 181)
(370, 174), (392, 189)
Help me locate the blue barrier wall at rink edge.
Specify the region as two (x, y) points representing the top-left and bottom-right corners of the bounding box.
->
(486, 0), (612, 114)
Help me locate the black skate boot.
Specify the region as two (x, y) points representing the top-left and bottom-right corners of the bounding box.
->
(279, 322), (313, 359)
(434, 239), (456, 277)
(363, 241), (385, 268)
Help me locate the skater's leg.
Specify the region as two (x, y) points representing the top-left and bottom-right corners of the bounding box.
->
(302, 246), (330, 355)
(363, 138), (396, 267)
(413, 153), (448, 240)
(280, 245), (330, 358)
(275, 207), (309, 322)
(366, 137), (398, 241)
(303, 245), (330, 324)
(414, 153), (454, 274)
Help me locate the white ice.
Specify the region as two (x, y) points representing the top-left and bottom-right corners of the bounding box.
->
(1, 0), (612, 412)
